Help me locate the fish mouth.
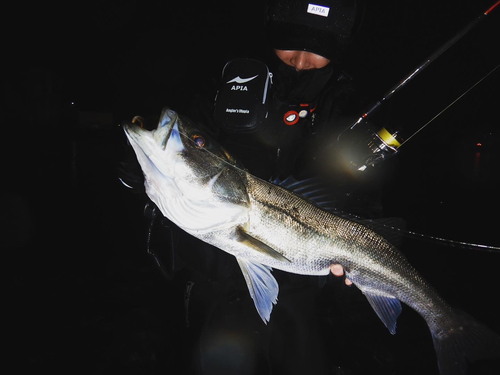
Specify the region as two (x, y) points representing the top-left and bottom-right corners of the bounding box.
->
(122, 107), (187, 185)
(122, 122), (147, 156)
(123, 108), (184, 154)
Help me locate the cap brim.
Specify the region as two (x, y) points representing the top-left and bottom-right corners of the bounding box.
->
(269, 22), (342, 60)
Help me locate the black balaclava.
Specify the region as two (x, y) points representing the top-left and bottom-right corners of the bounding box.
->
(266, 0), (364, 104)
(272, 56), (335, 104)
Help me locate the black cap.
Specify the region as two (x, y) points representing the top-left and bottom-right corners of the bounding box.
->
(267, 0), (364, 60)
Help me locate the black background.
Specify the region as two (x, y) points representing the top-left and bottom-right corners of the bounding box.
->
(2, 1), (500, 374)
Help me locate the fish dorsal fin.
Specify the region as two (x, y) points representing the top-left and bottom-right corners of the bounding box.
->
(363, 292), (402, 335)
(236, 258), (279, 324)
(273, 175), (369, 221)
(236, 227), (291, 263)
(273, 175), (341, 213)
(274, 176), (407, 247)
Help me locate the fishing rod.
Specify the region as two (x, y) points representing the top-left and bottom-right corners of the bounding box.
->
(399, 63), (499, 148)
(340, 0), (500, 171)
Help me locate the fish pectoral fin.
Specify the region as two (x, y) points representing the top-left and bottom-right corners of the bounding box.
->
(236, 258), (279, 324)
(363, 292), (402, 335)
(235, 226), (291, 263)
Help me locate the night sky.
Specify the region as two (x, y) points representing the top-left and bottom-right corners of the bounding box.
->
(3, 1), (500, 374)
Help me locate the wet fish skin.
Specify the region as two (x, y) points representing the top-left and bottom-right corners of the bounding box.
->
(123, 108), (500, 375)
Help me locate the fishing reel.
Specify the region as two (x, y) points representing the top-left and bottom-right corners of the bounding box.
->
(337, 119), (403, 171)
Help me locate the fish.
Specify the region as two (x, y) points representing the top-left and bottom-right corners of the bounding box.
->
(123, 107), (500, 375)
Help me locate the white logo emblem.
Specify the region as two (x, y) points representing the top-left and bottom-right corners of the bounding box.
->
(307, 4), (330, 17)
(230, 85), (249, 91)
(226, 75), (259, 84)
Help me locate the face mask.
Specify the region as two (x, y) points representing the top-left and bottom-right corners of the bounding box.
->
(272, 58), (334, 104)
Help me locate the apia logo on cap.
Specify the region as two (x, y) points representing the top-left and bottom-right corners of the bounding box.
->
(307, 3), (330, 17)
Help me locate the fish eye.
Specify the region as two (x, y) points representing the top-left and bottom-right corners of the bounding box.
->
(192, 134), (205, 148)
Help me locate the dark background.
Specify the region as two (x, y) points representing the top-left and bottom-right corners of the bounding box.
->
(2, 0), (500, 374)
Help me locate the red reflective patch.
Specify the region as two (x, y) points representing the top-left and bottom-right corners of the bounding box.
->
(283, 110), (299, 126)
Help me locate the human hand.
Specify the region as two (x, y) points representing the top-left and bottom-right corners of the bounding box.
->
(330, 264), (352, 286)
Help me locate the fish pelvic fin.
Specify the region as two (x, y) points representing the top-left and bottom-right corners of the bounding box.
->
(431, 310), (500, 375)
(363, 292), (402, 335)
(236, 258), (279, 324)
(235, 226), (291, 263)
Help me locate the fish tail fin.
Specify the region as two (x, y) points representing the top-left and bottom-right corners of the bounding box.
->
(431, 310), (500, 375)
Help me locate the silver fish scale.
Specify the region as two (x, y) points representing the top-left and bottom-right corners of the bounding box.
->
(245, 174), (452, 327)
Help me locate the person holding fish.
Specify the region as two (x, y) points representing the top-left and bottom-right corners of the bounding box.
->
(120, 0), (500, 373)
(120, 0), (391, 373)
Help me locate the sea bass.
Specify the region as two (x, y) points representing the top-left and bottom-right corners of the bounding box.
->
(123, 107), (500, 375)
